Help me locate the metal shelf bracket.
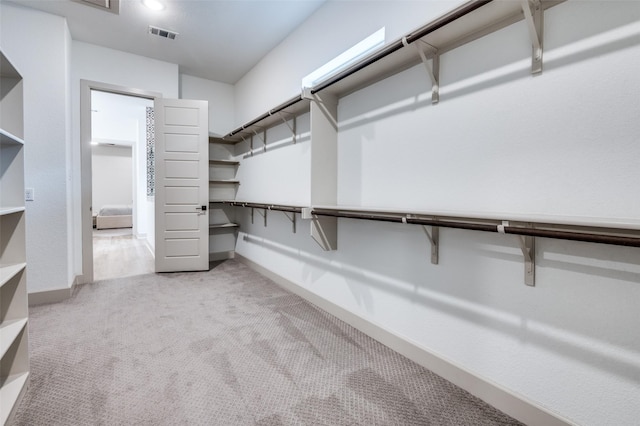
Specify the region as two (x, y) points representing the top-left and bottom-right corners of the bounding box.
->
(284, 211), (297, 233)
(253, 128), (267, 153)
(302, 207), (337, 251)
(241, 135), (251, 156)
(421, 224), (439, 264)
(303, 88), (338, 130)
(415, 40), (440, 104)
(499, 221), (535, 286)
(278, 111), (297, 144)
(521, 0), (544, 75)
(253, 207), (268, 227)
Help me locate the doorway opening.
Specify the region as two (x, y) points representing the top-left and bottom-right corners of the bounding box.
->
(90, 90), (154, 281)
(80, 81), (161, 283)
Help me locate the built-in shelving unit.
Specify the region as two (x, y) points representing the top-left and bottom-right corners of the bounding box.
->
(214, 0), (640, 286)
(208, 137), (240, 261)
(1, 50), (29, 426)
(220, 0), (561, 145)
(0, 129), (24, 147)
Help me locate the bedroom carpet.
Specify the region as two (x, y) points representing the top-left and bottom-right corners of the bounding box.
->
(15, 260), (521, 425)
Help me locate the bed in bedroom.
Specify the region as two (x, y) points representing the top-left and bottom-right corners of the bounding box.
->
(95, 204), (132, 229)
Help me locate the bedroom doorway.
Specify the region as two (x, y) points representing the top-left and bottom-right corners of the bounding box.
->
(90, 90), (154, 281)
(80, 81), (161, 283)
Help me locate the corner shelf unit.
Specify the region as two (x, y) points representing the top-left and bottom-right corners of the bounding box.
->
(1, 50), (29, 426)
(208, 137), (240, 261)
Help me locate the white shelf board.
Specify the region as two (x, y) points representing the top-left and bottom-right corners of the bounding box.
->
(0, 128), (24, 146)
(209, 179), (240, 184)
(209, 159), (240, 166)
(312, 204), (640, 231)
(0, 318), (28, 360)
(222, 96), (311, 143)
(0, 207), (25, 217)
(210, 223), (239, 229)
(0, 372), (29, 425)
(0, 263), (26, 289)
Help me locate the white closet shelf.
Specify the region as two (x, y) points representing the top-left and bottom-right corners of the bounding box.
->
(210, 223), (239, 229)
(311, 204), (640, 231)
(219, 96), (310, 144)
(0, 207), (25, 217)
(0, 372), (29, 425)
(209, 160), (240, 166)
(209, 136), (236, 145)
(0, 318), (28, 359)
(0, 263), (26, 289)
(0, 128), (24, 146)
(209, 179), (240, 184)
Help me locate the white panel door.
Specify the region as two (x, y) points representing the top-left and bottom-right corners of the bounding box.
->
(155, 98), (209, 272)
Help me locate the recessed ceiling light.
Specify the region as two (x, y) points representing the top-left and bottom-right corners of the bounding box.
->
(142, 0), (164, 11)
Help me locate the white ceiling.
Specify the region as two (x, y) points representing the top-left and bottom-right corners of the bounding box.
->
(8, 0), (326, 84)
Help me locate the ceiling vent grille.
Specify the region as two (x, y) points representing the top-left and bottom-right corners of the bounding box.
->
(149, 26), (178, 40)
(72, 0), (119, 14)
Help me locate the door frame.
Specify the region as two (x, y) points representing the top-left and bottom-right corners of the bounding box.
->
(79, 80), (161, 284)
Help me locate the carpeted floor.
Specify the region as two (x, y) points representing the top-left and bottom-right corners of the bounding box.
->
(15, 260), (521, 425)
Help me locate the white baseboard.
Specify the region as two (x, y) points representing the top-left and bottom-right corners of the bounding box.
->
(236, 254), (574, 426)
(28, 275), (81, 306)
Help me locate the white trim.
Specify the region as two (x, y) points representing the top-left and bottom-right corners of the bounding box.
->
(80, 80), (162, 284)
(28, 287), (71, 306)
(236, 254), (575, 426)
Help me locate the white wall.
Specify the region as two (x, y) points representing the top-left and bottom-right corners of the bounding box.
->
(71, 41), (179, 278)
(180, 74), (235, 136)
(233, 1), (640, 425)
(234, 0), (464, 125)
(0, 3), (73, 293)
(91, 145), (132, 211)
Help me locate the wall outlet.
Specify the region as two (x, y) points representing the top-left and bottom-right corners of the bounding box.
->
(25, 188), (34, 201)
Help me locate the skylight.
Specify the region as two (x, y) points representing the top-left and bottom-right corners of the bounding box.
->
(302, 27), (385, 89)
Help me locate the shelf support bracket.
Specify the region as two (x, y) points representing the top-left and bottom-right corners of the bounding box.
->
(499, 221), (535, 286)
(255, 207), (268, 227)
(415, 41), (439, 104)
(248, 134), (254, 157)
(253, 129), (267, 153)
(284, 212), (297, 233)
(521, 0), (544, 75)
(303, 88), (338, 131)
(421, 225), (439, 264)
(518, 234), (535, 286)
(278, 112), (297, 144)
(241, 135), (251, 157)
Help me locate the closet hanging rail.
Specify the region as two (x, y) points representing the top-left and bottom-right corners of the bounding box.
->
(225, 95), (305, 139)
(225, 201), (303, 214)
(310, 0), (493, 95)
(310, 208), (640, 248)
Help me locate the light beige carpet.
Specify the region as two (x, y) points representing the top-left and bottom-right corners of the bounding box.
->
(15, 260), (521, 425)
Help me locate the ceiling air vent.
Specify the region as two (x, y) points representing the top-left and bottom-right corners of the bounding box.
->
(71, 0), (120, 14)
(149, 26), (178, 40)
